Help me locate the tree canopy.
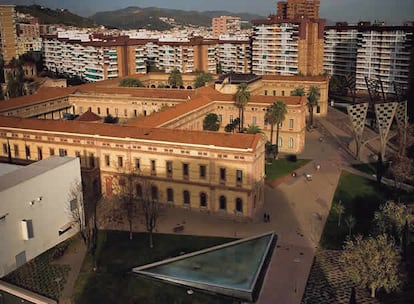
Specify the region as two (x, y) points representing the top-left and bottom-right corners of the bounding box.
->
(234, 83), (250, 132)
(291, 87), (305, 96)
(265, 101), (287, 157)
(341, 234), (401, 298)
(246, 124), (262, 134)
(203, 113), (220, 131)
(194, 71), (213, 88)
(119, 78), (144, 87)
(307, 86), (320, 128)
(167, 68), (183, 88)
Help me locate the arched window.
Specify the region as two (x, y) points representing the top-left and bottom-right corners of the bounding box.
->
(278, 137), (282, 147)
(236, 198), (243, 213)
(187, 86), (192, 90)
(183, 190), (190, 205)
(200, 192), (207, 208)
(288, 137), (294, 149)
(167, 188), (174, 203)
(151, 186), (158, 202)
(136, 184), (142, 200)
(219, 195), (227, 210)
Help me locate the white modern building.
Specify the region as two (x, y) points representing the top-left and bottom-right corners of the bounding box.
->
(0, 157), (82, 278)
(324, 23), (414, 93)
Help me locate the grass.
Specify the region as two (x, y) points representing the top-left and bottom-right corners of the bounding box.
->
(74, 231), (236, 304)
(320, 171), (414, 250)
(351, 162), (377, 175)
(265, 158), (310, 181)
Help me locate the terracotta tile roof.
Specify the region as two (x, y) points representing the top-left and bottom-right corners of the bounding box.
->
(0, 87), (76, 111)
(76, 110), (101, 122)
(0, 116), (261, 151)
(261, 75), (329, 82)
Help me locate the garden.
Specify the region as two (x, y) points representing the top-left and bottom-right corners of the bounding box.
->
(74, 231), (237, 304)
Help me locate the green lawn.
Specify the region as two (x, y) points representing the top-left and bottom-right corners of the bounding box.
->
(351, 162), (377, 175)
(265, 158), (310, 181)
(320, 171), (414, 250)
(74, 231), (236, 304)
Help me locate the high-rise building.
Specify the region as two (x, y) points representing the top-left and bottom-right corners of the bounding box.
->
(277, 0), (320, 20)
(324, 22), (414, 93)
(251, 17), (325, 76)
(0, 5), (18, 63)
(212, 16), (241, 38)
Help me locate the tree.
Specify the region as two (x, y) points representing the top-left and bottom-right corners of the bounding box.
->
(345, 215), (356, 237)
(119, 78), (144, 87)
(139, 179), (161, 248)
(194, 71), (213, 88)
(216, 62), (223, 74)
(376, 152), (385, 185)
(203, 113), (220, 131)
(332, 200), (345, 227)
(116, 174), (139, 240)
(234, 83), (250, 132)
(291, 87), (305, 96)
(246, 124), (262, 134)
(388, 155), (412, 190)
(6, 71), (24, 98)
(0, 84), (4, 101)
(307, 86), (320, 128)
(374, 201), (413, 244)
(167, 68), (183, 88)
(104, 114), (119, 124)
(266, 101), (287, 157)
(341, 234), (402, 298)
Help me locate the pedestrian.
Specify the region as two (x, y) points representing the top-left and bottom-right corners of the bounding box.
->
(267, 214), (271, 223)
(264, 213), (267, 223)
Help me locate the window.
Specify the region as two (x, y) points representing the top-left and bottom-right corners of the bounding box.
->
(134, 109), (137, 117)
(14, 144), (19, 157)
(167, 188), (174, 203)
(115, 108), (119, 116)
(199, 165), (206, 179)
(2, 143), (7, 155)
(79, 106), (83, 113)
(236, 198), (243, 213)
(183, 163), (189, 179)
(264, 90), (268, 96)
(118, 156), (123, 168)
(219, 195), (227, 210)
(106, 108), (109, 115)
(124, 109), (128, 117)
(230, 115), (233, 123)
(70, 199), (77, 211)
(97, 107), (101, 115)
(282, 90), (285, 96)
(218, 114), (222, 122)
(105, 155), (110, 167)
(236, 170), (243, 183)
(288, 137), (294, 149)
(151, 186), (158, 202)
(289, 119), (294, 129)
(59, 148), (67, 157)
(25, 145), (31, 159)
(37, 147), (42, 160)
(220, 167), (226, 182)
(166, 161), (173, 177)
(200, 192), (207, 208)
(273, 90), (276, 96)
(151, 160), (156, 175)
(252, 116), (256, 125)
(136, 184), (142, 199)
(49, 148), (55, 156)
(75, 151), (81, 158)
(183, 190), (190, 205)
(278, 137), (282, 147)
(89, 153), (95, 168)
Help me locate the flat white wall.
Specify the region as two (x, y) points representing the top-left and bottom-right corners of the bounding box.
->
(0, 157), (82, 277)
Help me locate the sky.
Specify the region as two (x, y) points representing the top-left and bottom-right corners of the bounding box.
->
(1, 0), (413, 24)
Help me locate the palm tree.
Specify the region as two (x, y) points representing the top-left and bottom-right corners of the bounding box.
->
(307, 86), (320, 128)
(234, 83), (250, 132)
(266, 101), (287, 158)
(167, 68), (183, 88)
(333, 200), (345, 227)
(291, 87), (305, 96)
(246, 124), (262, 134)
(345, 215), (356, 237)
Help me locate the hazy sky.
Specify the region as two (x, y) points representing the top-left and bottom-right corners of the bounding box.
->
(1, 0), (413, 24)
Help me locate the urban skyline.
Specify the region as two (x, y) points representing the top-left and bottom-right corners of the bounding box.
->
(1, 0), (414, 24)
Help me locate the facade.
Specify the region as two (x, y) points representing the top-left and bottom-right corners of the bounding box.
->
(16, 17), (42, 56)
(251, 17), (325, 76)
(277, 0), (320, 19)
(0, 5), (18, 63)
(212, 16), (241, 38)
(0, 157), (82, 277)
(324, 23), (414, 93)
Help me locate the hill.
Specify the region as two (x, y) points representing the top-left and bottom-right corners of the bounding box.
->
(90, 6), (265, 30)
(16, 5), (96, 27)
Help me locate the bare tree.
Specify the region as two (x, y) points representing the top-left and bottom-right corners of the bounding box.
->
(139, 178), (161, 248)
(388, 154), (412, 190)
(68, 180), (90, 246)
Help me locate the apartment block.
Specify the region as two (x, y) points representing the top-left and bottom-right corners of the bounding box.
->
(277, 0), (320, 19)
(0, 5), (18, 63)
(251, 17), (325, 76)
(212, 16), (241, 38)
(217, 39), (251, 74)
(324, 23), (414, 93)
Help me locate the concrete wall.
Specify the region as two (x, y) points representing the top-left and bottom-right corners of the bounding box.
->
(0, 157), (82, 277)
